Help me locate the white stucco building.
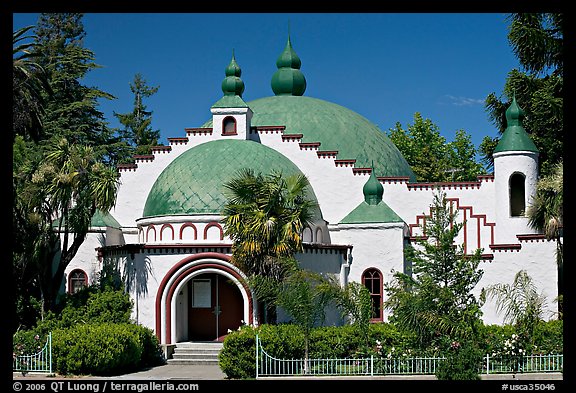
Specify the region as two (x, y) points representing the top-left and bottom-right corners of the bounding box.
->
(64, 37), (560, 345)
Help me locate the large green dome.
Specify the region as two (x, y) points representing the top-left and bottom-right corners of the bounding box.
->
(203, 95), (416, 179)
(143, 139), (318, 217)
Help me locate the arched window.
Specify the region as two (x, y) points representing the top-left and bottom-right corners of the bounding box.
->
(509, 173), (526, 217)
(362, 268), (383, 321)
(69, 269), (88, 294)
(302, 226), (313, 243)
(222, 116), (237, 135)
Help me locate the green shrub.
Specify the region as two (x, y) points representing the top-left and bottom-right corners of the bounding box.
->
(309, 325), (361, 358)
(218, 325), (258, 379)
(84, 289), (133, 324)
(125, 323), (166, 368)
(52, 323), (142, 376)
(533, 319), (563, 354)
(12, 330), (49, 360)
(34, 288), (132, 335)
(258, 324), (305, 359)
(435, 340), (483, 380)
(478, 323), (516, 355)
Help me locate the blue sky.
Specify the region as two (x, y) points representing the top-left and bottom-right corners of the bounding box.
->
(12, 13), (521, 154)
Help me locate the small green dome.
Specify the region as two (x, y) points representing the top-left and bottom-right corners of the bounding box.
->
(494, 96), (538, 154)
(221, 52), (245, 97)
(271, 37), (307, 96)
(363, 169), (384, 205)
(143, 139), (320, 217)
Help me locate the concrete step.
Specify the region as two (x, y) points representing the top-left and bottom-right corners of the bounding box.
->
(166, 342), (223, 366)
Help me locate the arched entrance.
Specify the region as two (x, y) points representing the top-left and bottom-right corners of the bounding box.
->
(155, 252), (253, 345)
(186, 272), (244, 341)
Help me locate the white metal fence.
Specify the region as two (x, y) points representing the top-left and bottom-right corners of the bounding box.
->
(13, 332), (52, 375)
(255, 335), (563, 378)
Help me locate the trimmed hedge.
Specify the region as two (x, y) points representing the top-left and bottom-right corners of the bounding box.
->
(51, 322), (163, 376)
(219, 320), (563, 379)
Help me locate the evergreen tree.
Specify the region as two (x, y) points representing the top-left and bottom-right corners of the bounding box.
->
(114, 73), (161, 160)
(13, 25), (50, 143)
(32, 13), (125, 165)
(384, 189), (485, 352)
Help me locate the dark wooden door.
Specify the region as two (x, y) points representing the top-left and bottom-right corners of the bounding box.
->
(188, 273), (243, 341)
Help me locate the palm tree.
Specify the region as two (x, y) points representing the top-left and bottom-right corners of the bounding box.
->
(484, 270), (547, 349)
(274, 269), (338, 373)
(13, 25), (50, 142)
(527, 159), (563, 316)
(221, 168), (318, 324)
(14, 137), (120, 314)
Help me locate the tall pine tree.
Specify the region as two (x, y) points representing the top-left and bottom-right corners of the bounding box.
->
(114, 73), (161, 160)
(384, 189), (485, 350)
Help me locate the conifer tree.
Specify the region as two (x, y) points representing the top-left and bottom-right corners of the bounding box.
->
(384, 189), (484, 350)
(114, 73), (161, 160)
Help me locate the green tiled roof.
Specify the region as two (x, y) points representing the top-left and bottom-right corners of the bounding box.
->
(143, 139), (320, 217)
(211, 95), (249, 108)
(91, 209), (121, 228)
(202, 96), (416, 180)
(340, 201), (404, 224)
(494, 96), (539, 154)
(52, 209), (121, 229)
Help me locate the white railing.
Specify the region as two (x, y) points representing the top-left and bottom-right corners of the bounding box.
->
(13, 332), (52, 375)
(255, 335), (563, 378)
(483, 353), (564, 374)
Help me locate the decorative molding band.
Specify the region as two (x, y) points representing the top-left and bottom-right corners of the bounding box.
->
(478, 174), (495, 182)
(352, 167), (372, 175)
(299, 142), (321, 150)
(489, 243), (522, 252)
(133, 154), (155, 163)
(117, 163), (138, 172)
(281, 133), (303, 142)
(168, 137), (189, 145)
(317, 150), (338, 159)
(378, 176), (410, 184)
(185, 127), (213, 135)
(517, 234), (549, 242)
(96, 243), (234, 256)
(151, 145), (172, 154)
(253, 125), (285, 134)
(407, 181), (482, 190)
(302, 243), (353, 255)
(334, 159), (356, 167)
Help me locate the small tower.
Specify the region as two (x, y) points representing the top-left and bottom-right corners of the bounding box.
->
(211, 51), (254, 140)
(493, 95), (539, 242)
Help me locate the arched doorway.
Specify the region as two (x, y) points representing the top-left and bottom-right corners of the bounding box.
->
(187, 272), (244, 341)
(156, 253), (253, 345)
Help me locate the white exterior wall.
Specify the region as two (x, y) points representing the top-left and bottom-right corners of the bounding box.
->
(384, 180), (497, 253)
(113, 132), (228, 227)
(330, 222), (406, 322)
(61, 231), (106, 291)
(493, 151), (539, 243)
(476, 238), (558, 325)
(255, 130), (369, 225)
